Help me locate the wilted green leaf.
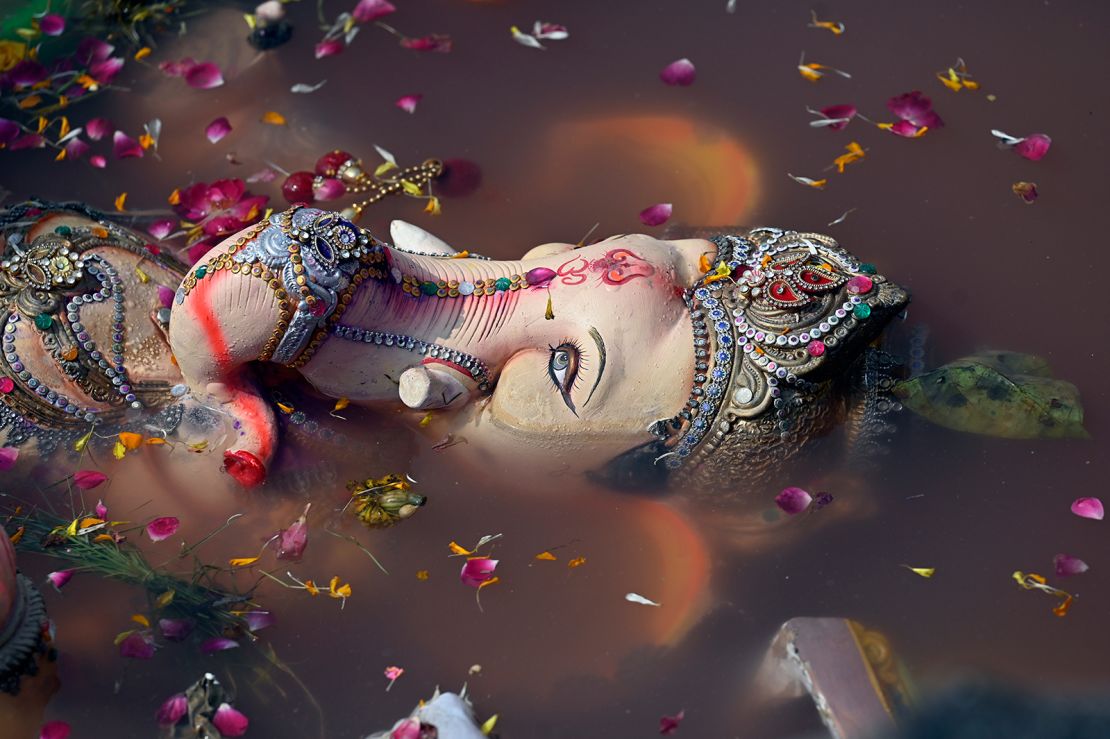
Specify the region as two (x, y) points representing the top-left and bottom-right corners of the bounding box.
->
(893, 351), (1087, 439)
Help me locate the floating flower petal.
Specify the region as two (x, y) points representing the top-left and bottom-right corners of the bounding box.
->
(808, 104), (856, 130)
(276, 504), (310, 561)
(39, 721), (70, 739)
(212, 703), (249, 736)
(1071, 497), (1104, 520)
(660, 58), (696, 86)
(156, 693), (188, 725)
(511, 26), (545, 50)
(0, 447), (19, 470)
(205, 116), (232, 143)
(158, 617), (194, 641)
(352, 0), (396, 23)
(808, 11), (844, 34)
(85, 118), (111, 141)
(400, 34), (453, 53)
(625, 593), (661, 606)
(315, 38), (345, 59)
(788, 174), (827, 189)
(47, 569), (74, 591)
(460, 557), (498, 588)
(1054, 553), (1089, 577)
(38, 14), (66, 36)
(243, 610), (275, 632)
(903, 565), (936, 578)
(395, 94), (422, 114)
(1012, 181), (1038, 204)
(639, 203), (673, 226)
(119, 630), (156, 659)
(185, 62), (224, 89)
(261, 111), (286, 126)
(887, 91), (943, 128)
(660, 709), (685, 735)
(146, 516), (180, 542)
(224, 449), (267, 487)
(832, 141), (866, 172)
(534, 22), (569, 40)
(89, 154), (106, 168)
(775, 486), (813, 514)
(1015, 133), (1052, 161)
(113, 130), (143, 159)
(797, 53), (851, 82)
(201, 636), (240, 654)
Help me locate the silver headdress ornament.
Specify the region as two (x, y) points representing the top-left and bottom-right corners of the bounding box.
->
(650, 227), (909, 473)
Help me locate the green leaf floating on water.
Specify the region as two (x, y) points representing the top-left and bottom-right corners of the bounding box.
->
(893, 351), (1087, 439)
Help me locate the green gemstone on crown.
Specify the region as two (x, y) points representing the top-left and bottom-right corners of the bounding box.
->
(494, 277), (511, 291)
(420, 281), (438, 296)
(853, 303), (872, 319)
(34, 313), (54, 330)
(859, 263), (877, 274)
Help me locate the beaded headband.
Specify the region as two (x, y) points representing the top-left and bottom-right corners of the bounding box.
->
(650, 227), (902, 470)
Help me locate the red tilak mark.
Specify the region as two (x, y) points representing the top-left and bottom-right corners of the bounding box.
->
(598, 248), (655, 285)
(232, 389), (275, 460)
(189, 274), (232, 372)
(421, 357), (473, 380)
(556, 256), (589, 286)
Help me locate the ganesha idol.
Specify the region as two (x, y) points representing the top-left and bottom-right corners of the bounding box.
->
(168, 204), (909, 491)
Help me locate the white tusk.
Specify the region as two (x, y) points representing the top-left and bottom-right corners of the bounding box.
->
(398, 365), (467, 410)
(390, 220), (457, 256)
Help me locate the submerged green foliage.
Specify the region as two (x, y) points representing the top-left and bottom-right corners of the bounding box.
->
(893, 351), (1087, 439)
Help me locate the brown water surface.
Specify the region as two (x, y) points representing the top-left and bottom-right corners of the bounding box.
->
(4, 0), (1110, 737)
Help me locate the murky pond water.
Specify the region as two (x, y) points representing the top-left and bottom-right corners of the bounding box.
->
(3, 0), (1110, 737)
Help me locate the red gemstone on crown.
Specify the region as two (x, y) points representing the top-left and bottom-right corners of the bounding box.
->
(315, 150), (354, 177)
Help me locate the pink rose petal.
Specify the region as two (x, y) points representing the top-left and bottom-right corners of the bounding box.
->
(113, 130), (143, 159)
(400, 34), (452, 53)
(775, 486), (813, 515)
(1053, 553), (1089, 577)
(1071, 497), (1104, 520)
(315, 38), (345, 59)
(660, 58), (696, 86)
(205, 116), (232, 143)
(888, 120), (927, 138)
(73, 469), (108, 490)
(147, 219), (176, 240)
(185, 62), (224, 89)
(660, 709), (685, 735)
(95, 499), (108, 518)
(243, 610), (275, 632)
(156, 285), (176, 309)
(85, 117), (111, 141)
(1015, 133), (1052, 161)
(156, 693), (188, 725)
(9, 133), (44, 151)
(0, 447), (19, 470)
(352, 0), (396, 23)
(89, 57), (124, 85)
(200, 636), (240, 654)
(158, 617), (195, 641)
(64, 137), (90, 160)
(77, 37), (114, 64)
(119, 630), (156, 659)
(395, 94), (422, 114)
(639, 203), (673, 226)
(460, 557), (498, 588)
(89, 154), (107, 168)
(275, 505), (309, 561)
(47, 569), (74, 591)
(818, 104), (857, 131)
(391, 718), (421, 739)
(146, 516), (180, 542)
(886, 91), (943, 128)
(39, 721), (71, 739)
(212, 703), (249, 736)
(39, 14), (66, 36)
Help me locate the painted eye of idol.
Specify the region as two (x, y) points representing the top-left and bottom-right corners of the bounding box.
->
(547, 341), (582, 416)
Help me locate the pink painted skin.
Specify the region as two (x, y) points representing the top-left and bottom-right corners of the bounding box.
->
(169, 215), (714, 485)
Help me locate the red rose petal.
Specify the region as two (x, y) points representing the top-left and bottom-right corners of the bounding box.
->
(85, 117), (111, 141)
(156, 693), (188, 725)
(352, 0), (396, 23)
(73, 469), (108, 490)
(146, 516), (180, 542)
(460, 557), (498, 588)
(113, 130), (143, 159)
(395, 94), (422, 114)
(224, 450), (267, 487)
(315, 38), (345, 59)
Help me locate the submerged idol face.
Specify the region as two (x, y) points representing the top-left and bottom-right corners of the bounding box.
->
(168, 209), (907, 488)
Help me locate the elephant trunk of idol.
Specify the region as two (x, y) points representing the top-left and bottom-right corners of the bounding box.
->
(168, 225), (543, 485)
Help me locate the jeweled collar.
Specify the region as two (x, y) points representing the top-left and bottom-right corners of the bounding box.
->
(650, 227), (892, 469)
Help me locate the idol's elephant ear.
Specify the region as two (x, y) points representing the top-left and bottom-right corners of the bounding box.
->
(893, 350), (1087, 439)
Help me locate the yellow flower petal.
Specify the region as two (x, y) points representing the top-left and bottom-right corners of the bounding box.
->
(333, 397), (350, 411)
(112, 440), (127, 460)
(481, 714), (499, 735)
(304, 579), (320, 596)
(261, 110), (287, 125)
(374, 160), (398, 177)
(131, 613), (151, 627)
(567, 557), (587, 568)
(416, 569), (430, 580)
(534, 551), (557, 561)
(134, 47), (152, 61)
(118, 432), (143, 450)
(903, 565), (935, 578)
(167, 188), (181, 205)
(401, 179), (423, 197)
(229, 556), (261, 567)
(156, 590), (175, 607)
(448, 541), (472, 556)
(114, 192), (127, 212)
